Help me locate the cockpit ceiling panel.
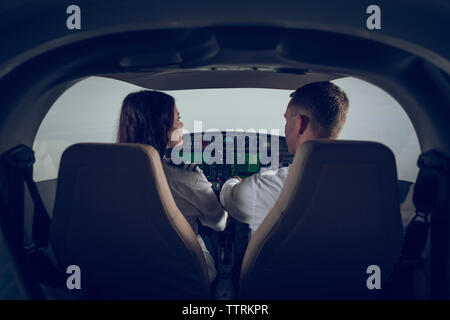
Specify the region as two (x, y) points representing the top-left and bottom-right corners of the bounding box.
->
(103, 70), (341, 91)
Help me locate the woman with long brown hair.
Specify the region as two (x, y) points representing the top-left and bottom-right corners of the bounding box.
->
(117, 90), (227, 283)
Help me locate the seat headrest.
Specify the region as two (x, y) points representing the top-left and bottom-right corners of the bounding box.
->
(279, 139), (400, 215)
(50, 143), (210, 299)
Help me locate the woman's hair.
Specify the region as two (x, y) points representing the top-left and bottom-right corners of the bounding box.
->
(117, 90), (175, 157)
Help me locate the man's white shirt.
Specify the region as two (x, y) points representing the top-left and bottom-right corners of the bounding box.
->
(220, 166), (290, 236)
(220, 164), (416, 237)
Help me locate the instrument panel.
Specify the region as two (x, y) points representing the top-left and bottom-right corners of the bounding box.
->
(173, 131), (293, 190)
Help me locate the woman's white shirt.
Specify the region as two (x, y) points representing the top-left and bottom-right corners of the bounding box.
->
(161, 160), (228, 234)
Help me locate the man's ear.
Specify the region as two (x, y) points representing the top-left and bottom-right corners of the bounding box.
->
(297, 114), (310, 135)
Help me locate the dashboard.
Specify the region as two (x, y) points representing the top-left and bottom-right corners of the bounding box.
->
(173, 131), (293, 191)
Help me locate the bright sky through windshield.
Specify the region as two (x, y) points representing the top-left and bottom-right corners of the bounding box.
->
(34, 76), (420, 182)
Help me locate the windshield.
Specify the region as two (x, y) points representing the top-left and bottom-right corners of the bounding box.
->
(33, 76), (420, 182)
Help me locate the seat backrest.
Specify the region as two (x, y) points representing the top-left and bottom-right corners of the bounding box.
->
(50, 143), (210, 299)
(239, 140), (404, 299)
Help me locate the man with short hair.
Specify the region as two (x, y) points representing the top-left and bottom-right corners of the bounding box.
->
(220, 81), (350, 236)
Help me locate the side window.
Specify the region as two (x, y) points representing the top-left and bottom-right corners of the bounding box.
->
(33, 77), (143, 181)
(332, 77), (420, 182)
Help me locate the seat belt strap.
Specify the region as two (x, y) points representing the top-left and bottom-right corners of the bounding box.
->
(399, 150), (449, 298)
(3, 144), (51, 250)
(402, 151), (448, 258)
(416, 150), (450, 300)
